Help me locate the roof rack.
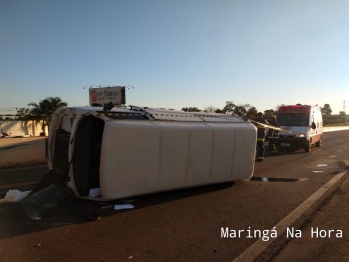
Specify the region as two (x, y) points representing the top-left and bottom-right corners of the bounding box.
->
(129, 105), (148, 113)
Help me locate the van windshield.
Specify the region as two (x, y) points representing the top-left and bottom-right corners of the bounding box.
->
(277, 113), (309, 126)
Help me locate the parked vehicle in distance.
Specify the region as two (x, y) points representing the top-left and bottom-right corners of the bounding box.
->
(0, 129), (30, 138)
(46, 105), (257, 200)
(270, 104), (323, 152)
(1, 129), (9, 138)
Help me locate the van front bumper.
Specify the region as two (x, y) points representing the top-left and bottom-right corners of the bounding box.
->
(269, 137), (310, 149)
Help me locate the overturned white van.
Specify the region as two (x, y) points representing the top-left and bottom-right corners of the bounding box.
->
(46, 106), (257, 200)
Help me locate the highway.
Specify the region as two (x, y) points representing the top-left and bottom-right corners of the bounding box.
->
(0, 130), (348, 262)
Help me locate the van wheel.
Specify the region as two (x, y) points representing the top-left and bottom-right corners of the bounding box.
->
(305, 142), (311, 152)
(316, 139), (321, 147)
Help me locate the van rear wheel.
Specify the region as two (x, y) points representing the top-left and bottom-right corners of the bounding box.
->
(305, 142), (311, 152)
(316, 139), (321, 147)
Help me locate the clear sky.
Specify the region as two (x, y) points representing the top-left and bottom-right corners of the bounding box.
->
(1, 0), (348, 115)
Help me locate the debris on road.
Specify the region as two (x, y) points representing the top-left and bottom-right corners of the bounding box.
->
(0, 189), (31, 204)
(89, 188), (101, 198)
(21, 184), (76, 220)
(114, 204), (134, 210)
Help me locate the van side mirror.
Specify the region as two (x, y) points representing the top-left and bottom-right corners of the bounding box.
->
(311, 122), (316, 129)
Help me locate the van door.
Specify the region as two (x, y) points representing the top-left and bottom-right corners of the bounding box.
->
(47, 107), (75, 172)
(312, 109), (323, 146)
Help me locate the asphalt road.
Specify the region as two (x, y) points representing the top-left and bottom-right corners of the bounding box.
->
(0, 137), (46, 169)
(0, 130), (348, 262)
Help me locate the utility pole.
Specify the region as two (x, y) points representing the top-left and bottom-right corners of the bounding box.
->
(344, 100), (346, 114)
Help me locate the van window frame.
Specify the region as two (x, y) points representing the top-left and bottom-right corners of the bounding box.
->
(277, 113), (310, 126)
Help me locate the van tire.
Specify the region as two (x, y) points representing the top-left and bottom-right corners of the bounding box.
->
(305, 142), (311, 152)
(316, 139), (321, 147)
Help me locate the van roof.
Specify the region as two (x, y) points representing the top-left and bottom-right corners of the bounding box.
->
(277, 105), (314, 114)
(66, 106), (247, 122)
(279, 104), (311, 108)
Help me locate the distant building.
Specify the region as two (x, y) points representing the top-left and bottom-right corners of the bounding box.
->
(0, 120), (48, 137)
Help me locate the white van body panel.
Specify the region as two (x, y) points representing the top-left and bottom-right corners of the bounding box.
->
(99, 120), (256, 200)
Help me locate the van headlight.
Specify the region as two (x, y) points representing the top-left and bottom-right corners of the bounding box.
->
(295, 133), (304, 137)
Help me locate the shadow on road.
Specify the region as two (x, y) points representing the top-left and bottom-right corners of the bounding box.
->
(0, 181), (234, 239)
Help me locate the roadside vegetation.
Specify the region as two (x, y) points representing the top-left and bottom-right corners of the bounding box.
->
(0, 99), (348, 129)
(183, 102), (349, 126)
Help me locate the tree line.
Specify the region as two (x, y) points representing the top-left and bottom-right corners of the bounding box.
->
(0, 97), (67, 135)
(182, 103), (348, 125)
(1, 98), (347, 133)
(182, 102), (277, 119)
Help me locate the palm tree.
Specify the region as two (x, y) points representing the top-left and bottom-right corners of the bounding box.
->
(45, 96), (68, 113)
(27, 101), (50, 135)
(16, 107), (31, 120)
(28, 97), (68, 135)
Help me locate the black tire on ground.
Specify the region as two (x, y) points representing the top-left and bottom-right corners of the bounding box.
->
(305, 142), (311, 152)
(316, 138), (321, 147)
